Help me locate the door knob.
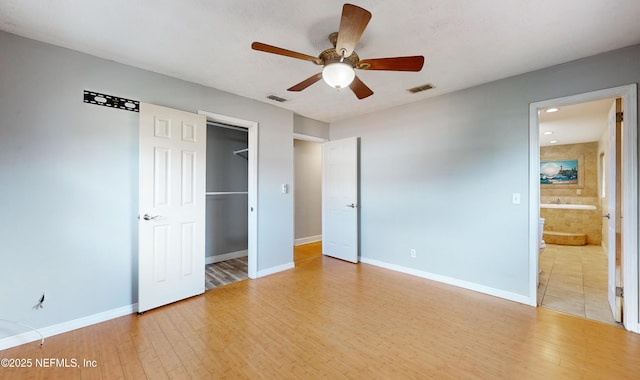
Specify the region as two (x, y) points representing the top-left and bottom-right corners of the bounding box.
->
(346, 203), (357, 208)
(602, 213), (610, 219)
(143, 213), (160, 221)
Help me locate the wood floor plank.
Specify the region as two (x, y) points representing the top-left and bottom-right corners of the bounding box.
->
(3, 244), (640, 379)
(205, 257), (249, 290)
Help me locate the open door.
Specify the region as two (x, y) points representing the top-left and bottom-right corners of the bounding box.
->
(138, 103), (207, 313)
(606, 98), (623, 322)
(322, 137), (359, 263)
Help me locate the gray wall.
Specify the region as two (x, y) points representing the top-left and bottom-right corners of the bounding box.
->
(294, 114), (329, 139)
(0, 31), (293, 338)
(206, 127), (248, 257)
(330, 44), (640, 299)
(294, 140), (322, 242)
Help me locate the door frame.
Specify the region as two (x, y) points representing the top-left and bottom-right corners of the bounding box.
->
(528, 84), (638, 333)
(607, 98), (623, 322)
(198, 110), (258, 279)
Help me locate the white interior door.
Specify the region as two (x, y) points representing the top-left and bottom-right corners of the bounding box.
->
(322, 137), (359, 263)
(606, 98), (622, 322)
(138, 103), (207, 313)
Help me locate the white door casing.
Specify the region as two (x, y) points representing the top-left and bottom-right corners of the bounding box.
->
(138, 103), (207, 313)
(322, 137), (359, 263)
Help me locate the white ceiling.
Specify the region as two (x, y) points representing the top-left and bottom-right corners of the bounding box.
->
(539, 99), (614, 147)
(1, 0), (639, 123)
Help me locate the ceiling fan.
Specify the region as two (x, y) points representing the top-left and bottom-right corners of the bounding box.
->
(251, 3), (425, 100)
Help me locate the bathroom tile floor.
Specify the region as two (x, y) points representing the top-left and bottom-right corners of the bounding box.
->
(538, 244), (621, 327)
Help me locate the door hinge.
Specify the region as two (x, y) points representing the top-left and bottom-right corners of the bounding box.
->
(616, 286), (624, 297)
(616, 112), (623, 123)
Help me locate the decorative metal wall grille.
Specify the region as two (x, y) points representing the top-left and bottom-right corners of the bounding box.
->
(83, 90), (139, 112)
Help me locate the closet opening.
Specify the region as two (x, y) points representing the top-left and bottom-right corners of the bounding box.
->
(205, 121), (249, 289)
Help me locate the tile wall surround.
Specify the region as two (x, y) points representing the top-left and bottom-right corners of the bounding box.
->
(540, 142), (602, 245)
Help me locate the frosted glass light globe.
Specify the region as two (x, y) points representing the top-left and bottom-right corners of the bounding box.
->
(322, 62), (355, 89)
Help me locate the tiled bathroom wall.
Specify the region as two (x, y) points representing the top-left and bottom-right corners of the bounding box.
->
(540, 142), (601, 245)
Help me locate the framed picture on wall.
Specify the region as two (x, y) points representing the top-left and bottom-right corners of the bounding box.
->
(540, 156), (584, 188)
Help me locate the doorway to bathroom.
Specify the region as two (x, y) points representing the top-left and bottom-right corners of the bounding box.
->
(538, 98), (618, 325)
(529, 85), (638, 332)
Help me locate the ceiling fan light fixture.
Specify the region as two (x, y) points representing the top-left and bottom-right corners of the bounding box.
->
(251, 4), (422, 99)
(322, 62), (355, 89)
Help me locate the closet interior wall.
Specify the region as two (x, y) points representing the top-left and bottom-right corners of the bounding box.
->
(206, 123), (249, 261)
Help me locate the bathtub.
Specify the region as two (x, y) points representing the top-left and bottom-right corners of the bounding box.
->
(540, 203), (596, 210)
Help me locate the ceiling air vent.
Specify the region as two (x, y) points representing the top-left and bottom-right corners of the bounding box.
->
(407, 83), (434, 94)
(266, 94), (288, 102)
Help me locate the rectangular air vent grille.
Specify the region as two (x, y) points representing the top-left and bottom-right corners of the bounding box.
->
(407, 83), (434, 94)
(266, 94), (287, 102)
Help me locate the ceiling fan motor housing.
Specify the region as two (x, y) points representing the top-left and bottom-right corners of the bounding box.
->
(319, 48), (359, 68)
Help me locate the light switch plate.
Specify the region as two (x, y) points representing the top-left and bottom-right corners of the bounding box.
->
(512, 193), (521, 204)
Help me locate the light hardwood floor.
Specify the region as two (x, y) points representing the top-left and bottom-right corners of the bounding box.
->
(3, 243), (640, 379)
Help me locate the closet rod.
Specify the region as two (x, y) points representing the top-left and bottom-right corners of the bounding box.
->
(206, 191), (248, 196)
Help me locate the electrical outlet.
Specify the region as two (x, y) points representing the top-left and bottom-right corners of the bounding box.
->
(410, 249), (416, 258)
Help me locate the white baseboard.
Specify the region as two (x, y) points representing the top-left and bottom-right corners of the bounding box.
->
(294, 235), (322, 246)
(360, 257), (532, 306)
(257, 262), (295, 278)
(0, 303), (137, 351)
(205, 250), (248, 265)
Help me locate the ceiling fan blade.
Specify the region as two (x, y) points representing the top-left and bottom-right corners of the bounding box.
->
(335, 4), (372, 57)
(349, 75), (374, 99)
(357, 56), (425, 71)
(251, 42), (323, 65)
(287, 73), (323, 92)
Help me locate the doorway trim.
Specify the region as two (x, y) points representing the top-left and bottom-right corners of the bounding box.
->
(528, 84), (638, 333)
(198, 110), (259, 279)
